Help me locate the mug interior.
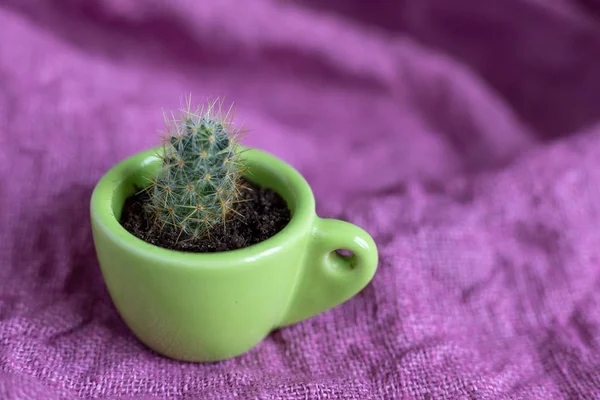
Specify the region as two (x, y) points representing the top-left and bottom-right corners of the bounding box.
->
(92, 146), (315, 262)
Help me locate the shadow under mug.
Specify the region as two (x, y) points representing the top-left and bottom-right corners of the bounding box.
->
(90, 146), (378, 362)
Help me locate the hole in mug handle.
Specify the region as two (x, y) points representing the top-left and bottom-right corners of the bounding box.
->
(335, 249), (354, 259)
(328, 249), (357, 271)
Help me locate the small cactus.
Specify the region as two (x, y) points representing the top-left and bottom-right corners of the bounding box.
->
(145, 97), (248, 240)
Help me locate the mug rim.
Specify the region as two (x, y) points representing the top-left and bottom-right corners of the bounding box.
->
(90, 146), (316, 268)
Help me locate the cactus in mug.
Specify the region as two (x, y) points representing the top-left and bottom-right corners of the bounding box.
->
(145, 98), (248, 240)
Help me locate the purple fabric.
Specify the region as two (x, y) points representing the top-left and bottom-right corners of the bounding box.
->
(2, 0), (600, 398)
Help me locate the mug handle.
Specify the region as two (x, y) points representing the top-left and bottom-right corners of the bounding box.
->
(278, 217), (378, 327)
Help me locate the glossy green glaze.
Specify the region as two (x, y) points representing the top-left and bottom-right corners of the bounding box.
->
(90, 146), (378, 362)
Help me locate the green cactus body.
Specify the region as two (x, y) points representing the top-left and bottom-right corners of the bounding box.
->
(145, 100), (246, 240)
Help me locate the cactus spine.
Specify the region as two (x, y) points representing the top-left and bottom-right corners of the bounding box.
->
(145, 98), (247, 240)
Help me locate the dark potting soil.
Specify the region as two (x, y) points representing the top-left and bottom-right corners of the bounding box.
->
(119, 179), (291, 253)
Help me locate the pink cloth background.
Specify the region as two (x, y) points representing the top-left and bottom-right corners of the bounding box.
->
(2, 0), (600, 398)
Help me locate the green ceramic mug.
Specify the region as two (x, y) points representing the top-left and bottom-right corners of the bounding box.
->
(90, 146), (378, 362)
